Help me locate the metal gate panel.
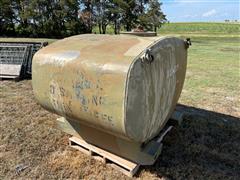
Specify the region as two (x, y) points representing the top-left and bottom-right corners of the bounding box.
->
(0, 41), (48, 79)
(0, 46), (28, 79)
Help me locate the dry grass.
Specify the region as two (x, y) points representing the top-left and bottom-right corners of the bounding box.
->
(0, 80), (239, 179)
(0, 26), (239, 179)
(0, 81), (130, 179)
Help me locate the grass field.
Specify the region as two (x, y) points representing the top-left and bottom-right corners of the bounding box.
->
(0, 22), (240, 179)
(158, 22), (240, 35)
(180, 36), (240, 117)
(91, 22), (240, 36)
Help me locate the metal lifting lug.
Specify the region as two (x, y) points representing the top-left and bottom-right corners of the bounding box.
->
(184, 38), (192, 49)
(141, 49), (154, 64)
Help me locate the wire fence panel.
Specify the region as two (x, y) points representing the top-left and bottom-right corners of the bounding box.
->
(0, 42), (48, 79)
(0, 46), (28, 65)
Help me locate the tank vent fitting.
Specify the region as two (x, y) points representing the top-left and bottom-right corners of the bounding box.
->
(184, 38), (192, 49)
(141, 49), (154, 64)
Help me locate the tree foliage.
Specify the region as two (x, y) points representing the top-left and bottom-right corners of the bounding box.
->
(0, 0), (167, 38)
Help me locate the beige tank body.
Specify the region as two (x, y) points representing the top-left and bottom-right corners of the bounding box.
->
(32, 34), (187, 143)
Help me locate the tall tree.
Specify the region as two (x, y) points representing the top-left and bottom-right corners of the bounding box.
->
(147, 0), (167, 32)
(10, 0), (85, 37)
(109, 3), (123, 34)
(113, 0), (139, 31)
(0, 0), (15, 36)
(93, 0), (113, 34)
(1, 0), (167, 37)
(80, 0), (94, 33)
(136, 0), (149, 13)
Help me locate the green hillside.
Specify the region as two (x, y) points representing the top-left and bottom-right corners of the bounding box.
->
(158, 22), (240, 35)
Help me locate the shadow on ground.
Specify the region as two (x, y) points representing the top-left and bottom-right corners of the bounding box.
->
(140, 104), (240, 179)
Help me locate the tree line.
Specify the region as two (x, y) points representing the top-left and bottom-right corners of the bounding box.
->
(0, 0), (167, 38)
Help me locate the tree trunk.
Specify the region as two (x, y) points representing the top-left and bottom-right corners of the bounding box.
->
(102, 24), (106, 34)
(154, 26), (157, 32)
(126, 23), (131, 31)
(86, 2), (92, 33)
(140, 1), (143, 13)
(98, 23), (102, 34)
(114, 20), (117, 34)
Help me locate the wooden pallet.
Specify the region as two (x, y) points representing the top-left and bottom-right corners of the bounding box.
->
(69, 126), (176, 177)
(68, 110), (184, 177)
(69, 136), (140, 177)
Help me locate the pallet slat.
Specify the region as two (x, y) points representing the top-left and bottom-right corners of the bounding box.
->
(69, 137), (139, 177)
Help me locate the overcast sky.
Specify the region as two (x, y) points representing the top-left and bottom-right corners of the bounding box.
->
(161, 0), (240, 22)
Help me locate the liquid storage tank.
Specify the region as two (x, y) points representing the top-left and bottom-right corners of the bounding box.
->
(32, 34), (190, 164)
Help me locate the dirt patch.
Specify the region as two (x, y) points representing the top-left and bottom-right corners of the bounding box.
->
(0, 80), (240, 179)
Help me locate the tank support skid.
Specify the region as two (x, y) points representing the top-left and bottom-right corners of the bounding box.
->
(56, 110), (183, 176)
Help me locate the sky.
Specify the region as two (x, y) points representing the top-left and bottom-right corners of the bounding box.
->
(161, 0), (240, 22)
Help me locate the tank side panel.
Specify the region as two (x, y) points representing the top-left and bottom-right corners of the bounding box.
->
(32, 35), (141, 139)
(125, 37), (187, 142)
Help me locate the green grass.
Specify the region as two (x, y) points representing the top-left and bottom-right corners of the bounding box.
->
(178, 35), (239, 115)
(158, 22), (240, 35)
(154, 23), (240, 115)
(93, 22), (240, 36)
(92, 26), (116, 34)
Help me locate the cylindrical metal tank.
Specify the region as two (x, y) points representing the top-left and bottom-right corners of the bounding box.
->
(32, 34), (188, 144)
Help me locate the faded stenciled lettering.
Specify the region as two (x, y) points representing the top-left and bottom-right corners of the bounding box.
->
(64, 100), (73, 113)
(93, 111), (114, 127)
(74, 84), (111, 124)
(71, 72), (114, 126)
(50, 84), (55, 95)
(74, 79), (91, 90)
(50, 85), (68, 98)
(92, 95), (104, 106)
(49, 72), (114, 127)
(49, 82), (73, 115)
(73, 72), (105, 107)
(80, 105), (88, 112)
(77, 108), (114, 127)
(60, 87), (66, 97)
(79, 94), (89, 106)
